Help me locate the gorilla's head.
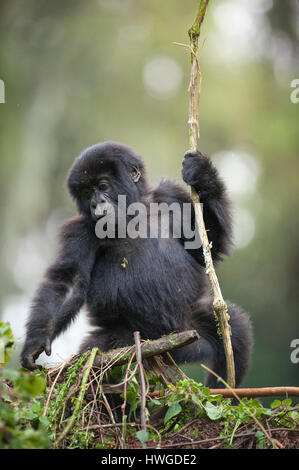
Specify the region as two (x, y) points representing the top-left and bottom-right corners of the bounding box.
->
(67, 141), (147, 221)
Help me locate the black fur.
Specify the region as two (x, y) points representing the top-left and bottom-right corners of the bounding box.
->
(20, 141), (252, 387)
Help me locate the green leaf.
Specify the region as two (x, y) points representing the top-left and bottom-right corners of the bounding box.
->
(282, 398), (292, 407)
(191, 394), (202, 406)
(39, 415), (49, 428)
(289, 410), (299, 423)
(0, 322), (15, 366)
(12, 429), (50, 449)
(24, 409), (39, 420)
(3, 368), (46, 399)
(270, 399), (281, 409)
(124, 390), (138, 404)
(136, 430), (149, 445)
(150, 399), (161, 406)
(2, 368), (20, 382)
(204, 402), (223, 420)
(16, 373), (46, 398)
(255, 431), (266, 449)
(164, 402), (182, 424)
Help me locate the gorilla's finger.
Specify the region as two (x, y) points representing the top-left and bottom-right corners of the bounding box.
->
(32, 346), (44, 361)
(45, 338), (52, 356)
(22, 354), (43, 371)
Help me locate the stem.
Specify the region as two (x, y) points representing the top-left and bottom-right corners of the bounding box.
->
(187, 1), (236, 387)
(134, 331), (147, 438)
(55, 347), (98, 445)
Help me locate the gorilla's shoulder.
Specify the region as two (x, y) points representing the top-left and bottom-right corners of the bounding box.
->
(59, 216), (91, 242)
(151, 178), (191, 204)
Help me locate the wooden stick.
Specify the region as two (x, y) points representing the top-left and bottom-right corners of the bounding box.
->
(149, 386), (299, 398)
(94, 330), (199, 368)
(134, 331), (147, 434)
(209, 386), (299, 398)
(186, 0), (236, 388)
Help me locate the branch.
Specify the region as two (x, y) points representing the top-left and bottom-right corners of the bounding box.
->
(209, 387), (299, 398)
(134, 331), (147, 435)
(93, 330), (200, 368)
(186, 1), (236, 388)
(149, 386), (299, 399)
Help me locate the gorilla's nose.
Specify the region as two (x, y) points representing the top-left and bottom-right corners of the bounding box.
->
(94, 202), (110, 218)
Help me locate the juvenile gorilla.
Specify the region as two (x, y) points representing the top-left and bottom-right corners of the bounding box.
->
(21, 142), (252, 387)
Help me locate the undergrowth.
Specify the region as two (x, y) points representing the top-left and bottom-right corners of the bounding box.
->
(0, 321), (298, 449)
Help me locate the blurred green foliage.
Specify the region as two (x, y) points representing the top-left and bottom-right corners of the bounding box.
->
(1, 326), (297, 449)
(0, 321), (14, 366)
(0, 0), (298, 391)
(0, 322), (49, 448)
(0, 366), (49, 449)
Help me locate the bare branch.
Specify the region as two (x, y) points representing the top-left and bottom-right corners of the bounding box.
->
(134, 331), (147, 434)
(94, 330), (200, 368)
(208, 387), (299, 398)
(186, 0), (236, 387)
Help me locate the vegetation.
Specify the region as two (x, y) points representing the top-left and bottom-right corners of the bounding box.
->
(0, 322), (50, 448)
(1, 323), (298, 449)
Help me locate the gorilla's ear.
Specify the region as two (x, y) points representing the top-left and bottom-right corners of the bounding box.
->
(131, 166), (141, 183)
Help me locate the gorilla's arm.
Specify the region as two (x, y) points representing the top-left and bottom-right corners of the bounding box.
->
(152, 150), (232, 264)
(20, 217), (97, 370)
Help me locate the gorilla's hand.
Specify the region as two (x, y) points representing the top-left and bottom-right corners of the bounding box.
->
(182, 150), (223, 200)
(20, 333), (52, 370)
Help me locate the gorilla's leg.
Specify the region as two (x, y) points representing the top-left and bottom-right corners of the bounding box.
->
(79, 326), (135, 353)
(80, 301), (252, 388)
(172, 298), (252, 388)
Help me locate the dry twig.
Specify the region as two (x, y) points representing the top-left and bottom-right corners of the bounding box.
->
(134, 331), (147, 434)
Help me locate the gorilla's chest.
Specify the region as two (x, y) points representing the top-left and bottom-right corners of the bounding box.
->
(86, 237), (203, 325)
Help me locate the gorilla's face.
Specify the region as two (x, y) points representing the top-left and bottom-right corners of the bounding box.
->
(67, 141), (146, 222)
(81, 177), (114, 222)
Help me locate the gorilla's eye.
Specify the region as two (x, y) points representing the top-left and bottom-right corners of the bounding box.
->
(98, 181), (109, 191)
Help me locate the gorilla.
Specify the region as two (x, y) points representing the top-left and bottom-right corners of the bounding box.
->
(20, 142), (252, 387)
